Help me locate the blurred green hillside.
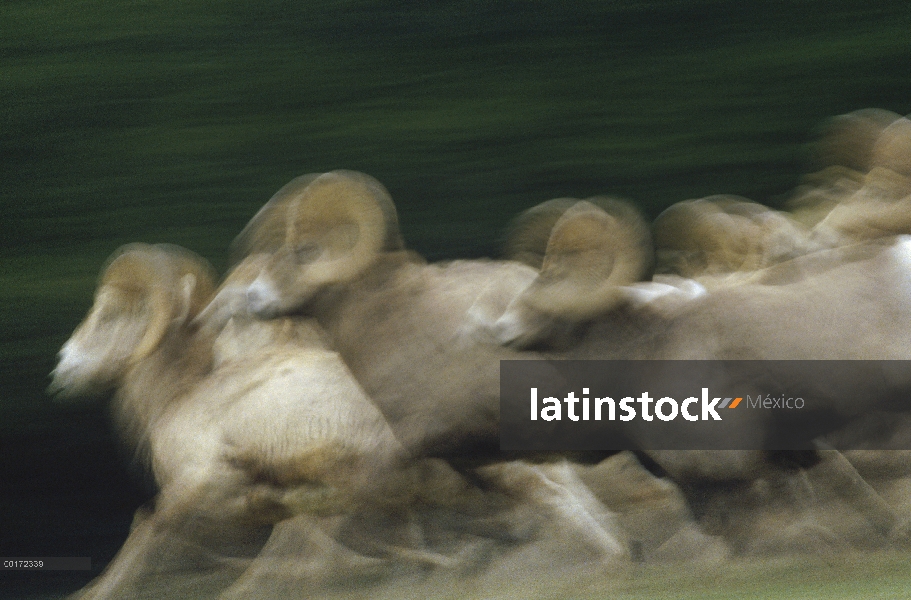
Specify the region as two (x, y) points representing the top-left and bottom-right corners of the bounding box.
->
(2, 1), (910, 596)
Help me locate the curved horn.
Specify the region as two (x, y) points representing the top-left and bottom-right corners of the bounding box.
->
(654, 198), (719, 275)
(504, 196), (651, 272)
(655, 196), (811, 276)
(814, 108), (901, 172)
(653, 197), (748, 275)
(229, 173), (323, 266)
(100, 245), (173, 363)
(284, 170), (402, 287)
(100, 244), (216, 363)
(502, 198), (583, 269)
(521, 199), (653, 319)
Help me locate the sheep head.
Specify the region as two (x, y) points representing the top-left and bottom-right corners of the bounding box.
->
(654, 196), (812, 279)
(812, 108), (902, 173)
(867, 115), (911, 197)
(809, 115), (911, 243)
(195, 253), (272, 332)
(787, 110), (904, 230)
(49, 244), (216, 398)
(492, 198), (652, 347)
(237, 170), (402, 316)
(653, 196), (753, 276)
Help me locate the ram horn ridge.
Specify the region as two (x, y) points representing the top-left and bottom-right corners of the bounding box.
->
(653, 196), (761, 276)
(287, 170), (401, 283)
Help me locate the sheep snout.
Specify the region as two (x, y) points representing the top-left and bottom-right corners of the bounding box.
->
(48, 341), (104, 398)
(246, 275), (282, 317)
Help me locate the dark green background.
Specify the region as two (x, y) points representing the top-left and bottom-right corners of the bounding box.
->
(3, 1), (910, 596)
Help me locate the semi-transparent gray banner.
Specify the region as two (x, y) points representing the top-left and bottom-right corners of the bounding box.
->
(500, 360), (911, 450)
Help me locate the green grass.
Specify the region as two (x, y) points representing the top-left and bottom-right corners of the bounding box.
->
(605, 553), (911, 599)
(437, 552), (911, 599)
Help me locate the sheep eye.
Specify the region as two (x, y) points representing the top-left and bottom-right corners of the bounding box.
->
(294, 243), (322, 263)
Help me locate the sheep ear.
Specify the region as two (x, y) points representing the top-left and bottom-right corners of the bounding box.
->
(284, 170), (401, 286)
(519, 200), (652, 320)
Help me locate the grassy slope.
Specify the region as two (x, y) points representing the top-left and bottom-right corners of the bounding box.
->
(2, 1), (910, 596)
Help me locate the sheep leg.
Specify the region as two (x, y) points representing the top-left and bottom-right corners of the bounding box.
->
(75, 478), (269, 599)
(75, 508), (254, 600)
(72, 510), (161, 600)
(805, 448), (898, 537)
(478, 461), (629, 561)
(537, 460), (630, 558)
(220, 514), (389, 599)
(379, 543), (471, 569)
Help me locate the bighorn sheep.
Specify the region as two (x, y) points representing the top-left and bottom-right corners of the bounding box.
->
(50, 244), (408, 598)
(228, 171), (648, 457)
(811, 115), (911, 244)
(786, 108), (902, 228)
(487, 199), (911, 548)
(228, 173), (854, 557)
(222, 169), (911, 555)
(784, 109), (911, 247)
(210, 170), (641, 563)
(492, 198), (911, 362)
(648, 111), (911, 290)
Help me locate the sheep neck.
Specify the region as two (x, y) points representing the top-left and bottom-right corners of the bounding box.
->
(113, 325), (214, 470)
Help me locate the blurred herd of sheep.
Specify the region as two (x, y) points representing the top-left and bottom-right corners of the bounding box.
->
(49, 108), (911, 599)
